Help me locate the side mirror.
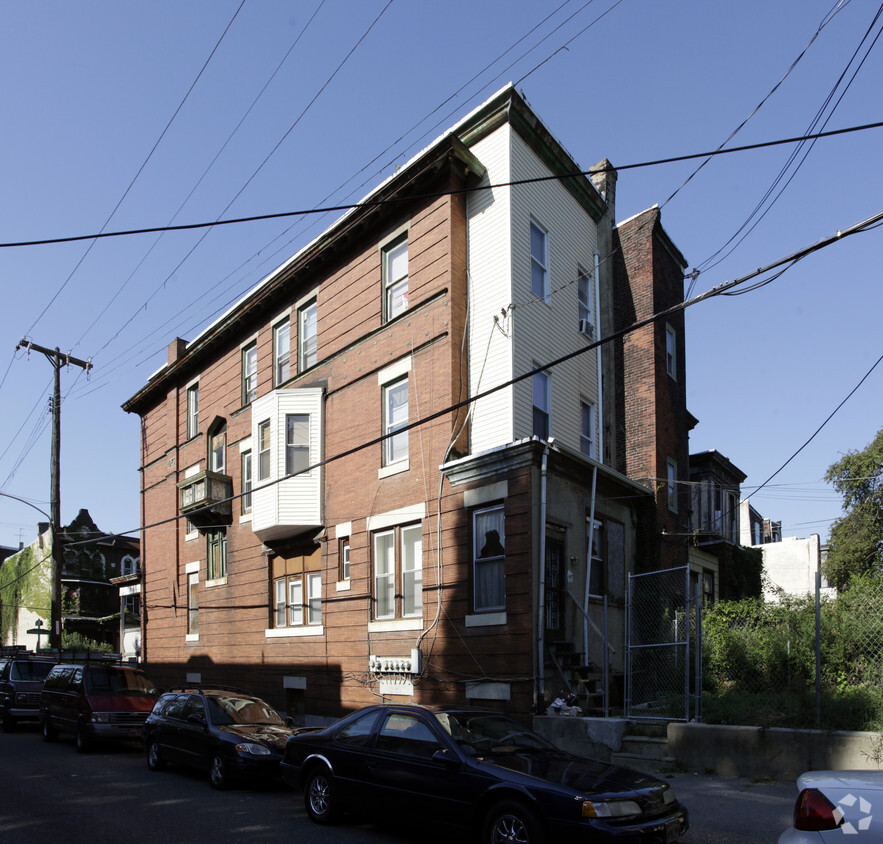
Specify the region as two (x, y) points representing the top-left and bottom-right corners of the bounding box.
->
(431, 747), (462, 767)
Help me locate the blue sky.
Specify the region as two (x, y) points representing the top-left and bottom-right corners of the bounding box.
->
(1, 0), (880, 550)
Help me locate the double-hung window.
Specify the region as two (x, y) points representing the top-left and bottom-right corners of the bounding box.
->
(383, 377), (409, 466)
(285, 414), (310, 476)
(532, 370), (550, 439)
(242, 342), (257, 405)
(665, 323), (677, 379)
(473, 505), (505, 612)
(588, 519), (605, 596)
(667, 459), (678, 513)
(274, 319), (290, 386)
(258, 421), (271, 481)
(372, 523), (422, 619)
(207, 530), (227, 581)
(274, 572), (321, 628)
(298, 299), (317, 371)
(578, 265), (593, 336)
(241, 451), (252, 514)
(188, 571), (199, 636)
(383, 236), (409, 321)
(580, 400), (595, 459)
(186, 384), (199, 439)
(339, 538), (351, 582)
(210, 426), (226, 474)
(530, 219), (549, 302)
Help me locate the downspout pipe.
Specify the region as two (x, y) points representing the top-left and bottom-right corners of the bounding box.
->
(594, 250), (603, 460)
(584, 465), (598, 659)
(536, 438), (552, 711)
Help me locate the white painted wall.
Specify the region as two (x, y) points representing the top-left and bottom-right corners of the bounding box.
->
(760, 535), (836, 601)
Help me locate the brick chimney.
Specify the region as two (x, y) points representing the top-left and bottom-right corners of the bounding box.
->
(168, 337), (188, 365)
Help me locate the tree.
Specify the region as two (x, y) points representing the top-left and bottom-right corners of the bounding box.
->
(824, 427), (883, 588)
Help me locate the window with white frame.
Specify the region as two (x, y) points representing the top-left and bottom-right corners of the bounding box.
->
(587, 518), (605, 596)
(372, 523), (422, 620)
(580, 400), (595, 459)
(577, 265), (593, 335)
(665, 323), (677, 379)
(383, 377), (409, 466)
(257, 420), (271, 481)
(298, 299), (317, 371)
(274, 571), (321, 628)
(188, 572), (199, 636)
(209, 422), (226, 474)
(383, 235), (409, 321)
(285, 414), (310, 476)
(339, 537), (350, 582)
(121, 555), (137, 577)
(532, 370), (550, 439)
(207, 530), (227, 580)
(241, 450), (252, 514)
(667, 458), (678, 513)
(242, 342), (257, 405)
(274, 318), (290, 386)
(473, 505), (505, 612)
(530, 219), (549, 302)
(186, 384), (199, 439)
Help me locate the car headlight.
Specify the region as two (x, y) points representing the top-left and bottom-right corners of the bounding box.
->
(91, 713), (111, 724)
(235, 742), (272, 756)
(582, 799), (642, 819)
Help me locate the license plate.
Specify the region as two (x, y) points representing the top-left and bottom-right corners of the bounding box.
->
(665, 819), (681, 842)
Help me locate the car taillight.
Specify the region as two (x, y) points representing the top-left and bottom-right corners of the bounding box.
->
(793, 788), (842, 831)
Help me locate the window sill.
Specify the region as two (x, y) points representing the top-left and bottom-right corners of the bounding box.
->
(185, 634), (199, 642)
(336, 580), (351, 592)
(265, 626), (324, 638)
(239, 513), (253, 523)
(378, 459), (409, 479)
(205, 577), (228, 588)
(465, 611), (507, 627)
(368, 618), (423, 633)
(185, 532), (198, 542)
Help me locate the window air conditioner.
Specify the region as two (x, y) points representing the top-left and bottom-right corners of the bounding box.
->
(579, 319), (594, 340)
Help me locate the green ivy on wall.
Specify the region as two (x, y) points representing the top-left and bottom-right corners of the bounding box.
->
(0, 543), (52, 646)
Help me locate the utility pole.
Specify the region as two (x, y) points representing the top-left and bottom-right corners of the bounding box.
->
(16, 339), (92, 655)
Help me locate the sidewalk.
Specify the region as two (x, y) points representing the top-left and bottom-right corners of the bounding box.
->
(662, 771), (796, 843)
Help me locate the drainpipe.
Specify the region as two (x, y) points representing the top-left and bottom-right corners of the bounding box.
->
(584, 465), (598, 659)
(536, 439), (552, 710)
(594, 250), (603, 461)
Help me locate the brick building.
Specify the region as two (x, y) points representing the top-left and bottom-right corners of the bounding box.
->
(122, 86), (693, 719)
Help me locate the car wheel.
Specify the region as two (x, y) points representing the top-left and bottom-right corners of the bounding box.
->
(41, 718), (58, 742)
(482, 799), (545, 844)
(146, 739), (166, 771)
(75, 724), (93, 754)
(304, 765), (340, 825)
(209, 754), (230, 790)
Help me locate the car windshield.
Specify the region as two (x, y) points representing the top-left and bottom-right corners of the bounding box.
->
(84, 667), (157, 695)
(10, 661), (55, 681)
(433, 711), (557, 753)
(205, 694), (286, 727)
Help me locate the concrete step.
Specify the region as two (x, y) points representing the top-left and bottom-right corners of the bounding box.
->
(611, 750), (677, 773)
(621, 735), (669, 758)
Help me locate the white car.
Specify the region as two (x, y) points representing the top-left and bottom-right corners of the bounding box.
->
(779, 770), (883, 841)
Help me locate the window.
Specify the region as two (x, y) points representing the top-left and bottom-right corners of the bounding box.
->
(258, 420), (271, 481)
(473, 505), (505, 612)
(242, 342), (257, 405)
(124, 593), (141, 615)
(274, 319), (290, 386)
(383, 377), (409, 466)
(285, 414), (310, 476)
(207, 530), (227, 580)
(667, 459), (678, 513)
(187, 384), (199, 439)
(121, 554), (137, 577)
(274, 572), (321, 627)
(532, 370), (550, 439)
(665, 323), (677, 378)
(376, 712), (442, 759)
(372, 523), (422, 619)
(588, 519), (605, 596)
(209, 426), (226, 474)
(383, 236), (409, 321)
(577, 265), (593, 333)
(188, 572), (199, 636)
(530, 219), (549, 302)
(241, 451), (252, 514)
(339, 538), (350, 582)
(580, 400), (595, 459)
(298, 299), (317, 371)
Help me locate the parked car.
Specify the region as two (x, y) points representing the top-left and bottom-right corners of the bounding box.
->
(40, 662), (160, 751)
(281, 703), (689, 843)
(143, 686), (303, 790)
(0, 656), (57, 731)
(779, 769), (883, 841)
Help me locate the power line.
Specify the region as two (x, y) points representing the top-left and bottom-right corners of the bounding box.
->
(3, 119), (880, 251)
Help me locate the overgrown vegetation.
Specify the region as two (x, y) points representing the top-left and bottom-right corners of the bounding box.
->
(702, 573), (883, 731)
(61, 631), (113, 654)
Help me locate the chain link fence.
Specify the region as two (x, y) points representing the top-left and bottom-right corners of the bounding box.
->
(701, 573), (883, 731)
